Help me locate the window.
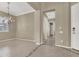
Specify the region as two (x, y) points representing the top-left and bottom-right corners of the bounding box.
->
(0, 16), (9, 32)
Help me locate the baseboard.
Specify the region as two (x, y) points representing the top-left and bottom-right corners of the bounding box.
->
(35, 42), (41, 45)
(15, 38), (35, 42)
(0, 38), (34, 43)
(16, 38), (41, 45)
(56, 45), (71, 49)
(72, 48), (79, 51)
(0, 38), (41, 46)
(0, 38), (15, 43)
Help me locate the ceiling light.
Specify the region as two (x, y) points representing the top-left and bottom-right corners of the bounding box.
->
(7, 2), (15, 23)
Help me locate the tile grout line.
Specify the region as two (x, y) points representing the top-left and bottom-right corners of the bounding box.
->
(26, 44), (42, 57)
(26, 40), (47, 57)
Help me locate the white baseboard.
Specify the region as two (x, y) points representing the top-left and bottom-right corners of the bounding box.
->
(15, 38), (41, 45)
(35, 42), (41, 45)
(15, 38), (34, 42)
(71, 47), (79, 51)
(0, 38), (34, 43)
(0, 38), (15, 43)
(0, 38), (41, 46)
(56, 45), (72, 49)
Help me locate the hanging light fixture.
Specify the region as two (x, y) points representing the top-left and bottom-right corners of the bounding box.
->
(7, 2), (15, 23)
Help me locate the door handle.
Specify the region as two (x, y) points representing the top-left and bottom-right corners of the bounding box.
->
(72, 27), (76, 34)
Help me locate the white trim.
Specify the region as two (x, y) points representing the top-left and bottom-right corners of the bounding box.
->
(15, 38), (41, 45)
(15, 10), (35, 16)
(15, 38), (35, 42)
(0, 38), (15, 43)
(35, 42), (41, 45)
(56, 45), (72, 49)
(0, 38), (34, 43)
(0, 38), (41, 46)
(72, 47), (79, 51)
(33, 40), (44, 45)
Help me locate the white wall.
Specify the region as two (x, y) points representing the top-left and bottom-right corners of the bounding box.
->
(71, 3), (79, 50)
(43, 16), (50, 40)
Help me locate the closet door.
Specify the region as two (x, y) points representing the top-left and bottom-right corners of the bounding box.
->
(71, 3), (79, 50)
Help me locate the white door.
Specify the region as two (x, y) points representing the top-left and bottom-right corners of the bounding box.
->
(71, 3), (79, 50)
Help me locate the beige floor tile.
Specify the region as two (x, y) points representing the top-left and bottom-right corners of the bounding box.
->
(0, 39), (37, 57)
(0, 39), (79, 57)
(30, 45), (79, 57)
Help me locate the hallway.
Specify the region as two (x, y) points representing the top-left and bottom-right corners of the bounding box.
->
(43, 36), (55, 47)
(30, 45), (79, 57)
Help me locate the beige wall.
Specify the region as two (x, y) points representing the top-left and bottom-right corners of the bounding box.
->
(0, 11), (16, 41)
(0, 3), (73, 47)
(16, 12), (35, 40)
(40, 2), (71, 47)
(29, 2), (71, 47)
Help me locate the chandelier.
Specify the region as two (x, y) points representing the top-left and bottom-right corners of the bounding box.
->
(7, 2), (15, 23)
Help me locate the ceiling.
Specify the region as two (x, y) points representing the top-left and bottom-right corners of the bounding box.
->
(0, 2), (35, 16)
(45, 11), (56, 20)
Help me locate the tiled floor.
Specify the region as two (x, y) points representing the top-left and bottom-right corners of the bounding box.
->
(44, 36), (55, 46)
(30, 36), (79, 57)
(30, 45), (79, 57)
(0, 39), (37, 57)
(0, 39), (79, 57)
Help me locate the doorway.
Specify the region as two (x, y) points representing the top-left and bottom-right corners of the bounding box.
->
(43, 10), (56, 46)
(71, 3), (79, 50)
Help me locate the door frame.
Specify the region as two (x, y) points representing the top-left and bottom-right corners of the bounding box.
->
(42, 9), (56, 44)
